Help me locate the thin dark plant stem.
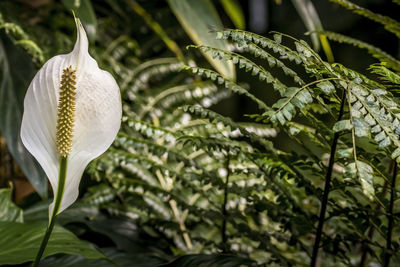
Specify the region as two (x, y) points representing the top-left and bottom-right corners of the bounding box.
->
(310, 89), (346, 267)
(384, 162), (397, 267)
(221, 153), (230, 252)
(32, 156), (68, 267)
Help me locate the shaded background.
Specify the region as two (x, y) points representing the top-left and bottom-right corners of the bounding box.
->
(1, 0), (399, 203)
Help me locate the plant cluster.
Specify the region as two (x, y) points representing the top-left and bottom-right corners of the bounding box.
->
(0, 0), (400, 266)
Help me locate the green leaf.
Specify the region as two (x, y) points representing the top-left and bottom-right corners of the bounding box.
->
(353, 117), (370, 137)
(337, 147), (353, 158)
(41, 248), (165, 267)
(392, 147), (400, 161)
(25, 201), (166, 259)
(220, 0), (245, 30)
(0, 221), (105, 264)
(62, 0), (97, 41)
(0, 188), (23, 222)
(317, 81), (335, 95)
(0, 35), (47, 197)
(333, 119), (352, 133)
(344, 161), (375, 200)
(357, 161), (375, 200)
(24, 201), (98, 225)
(161, 254), (256, 267)
(168, 0), (235, 79)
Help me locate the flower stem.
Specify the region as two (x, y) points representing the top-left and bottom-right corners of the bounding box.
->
(310, 88), (346, 267)
(32, 156), (68, 267)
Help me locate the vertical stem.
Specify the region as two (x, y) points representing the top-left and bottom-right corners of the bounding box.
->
(32, 156), (68, 267)
(310, 89), (346, 267)
(384, 163), (397, 267)
(221, 154), (230, 252)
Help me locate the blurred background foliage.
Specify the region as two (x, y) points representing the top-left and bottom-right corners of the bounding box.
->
(1, 0), (400, 266)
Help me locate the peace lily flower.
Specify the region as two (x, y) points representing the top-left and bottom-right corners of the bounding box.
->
(20, 16), (121, 265)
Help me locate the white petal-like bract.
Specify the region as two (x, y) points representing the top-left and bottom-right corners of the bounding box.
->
(21, 18), (122, 216)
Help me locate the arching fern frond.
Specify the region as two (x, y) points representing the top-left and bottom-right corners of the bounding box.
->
(188, 45), (287, 94)
(137, 82), (220, 119)
(331, 63), (382, 88)
(369, 63), (400, 86)
(115, 133), (194, 166)
(241, 41), (305, 85)
(320, 31), (400, 72)
(181, 65), (271, 111)
(122, 117), (178, 142)
(122, 57), (183, 95)
(265, 86), (313, 125)
(347, 82), (400, 162)
(216, 29), (336, 81)
(0, 12), (44, 64)
(329, 0), (400, 38)
(216, 29), (323, 66)
(181, 105), (275, 152)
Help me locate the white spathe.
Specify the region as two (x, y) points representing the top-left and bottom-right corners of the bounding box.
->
(20, 18), (122, 217)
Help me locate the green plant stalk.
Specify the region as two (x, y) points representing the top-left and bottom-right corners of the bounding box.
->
(32, 156), (67, 267)
(319, 34), (334, 63)
(310, 89), (346, 267)
(384, 162), (397, 267)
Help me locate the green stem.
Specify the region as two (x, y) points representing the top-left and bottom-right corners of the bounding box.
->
(32, 156), (68, 267)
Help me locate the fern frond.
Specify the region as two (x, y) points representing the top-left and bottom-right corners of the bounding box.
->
(265, 86), (314, 125)
(216, 29), (336, 81)
(241, 42), (305, 85)
(329, 0), (400, 38)
(82, 184), (117, 205)
(181, 65), (271, 112)
(122, 117), (178, 142)
(369, 63), (400, 85)
(178, 135), (246, 156)
(138, 82), (220, 119)
(0, 12), (44, 64)
(331, 63), (382, 88)
(116, 133), (194, 166)
(188, 45), (287, 94)
(217, 29), (310, 65)
(181, 105), (276, 152)
(122, 57), (183, 95)
(348, 82), (400, 162)
(320, 31), (400, 72)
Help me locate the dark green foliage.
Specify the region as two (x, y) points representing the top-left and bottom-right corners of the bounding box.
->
(320, 31), (400, 72)
(1, 0), (400, 266)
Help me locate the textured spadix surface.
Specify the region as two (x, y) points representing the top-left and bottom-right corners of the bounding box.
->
(20, 18), (122, 216)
